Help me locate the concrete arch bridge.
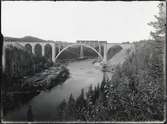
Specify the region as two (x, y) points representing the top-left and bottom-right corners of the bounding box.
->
(3, 39), (120, 71)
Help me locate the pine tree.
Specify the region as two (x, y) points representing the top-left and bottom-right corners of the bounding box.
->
(148, 2), (166, 42)
(75, 89), (87, 120)
(55, 99), (67, 121)
(94, 88), (108, 121)
(65, 94), (76, 121)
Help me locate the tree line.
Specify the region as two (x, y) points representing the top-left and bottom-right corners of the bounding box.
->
(2, 45), (53, 114)
(5, 45), (53, 78)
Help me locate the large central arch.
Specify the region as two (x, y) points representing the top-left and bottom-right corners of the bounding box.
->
(55, 43), (103, 61)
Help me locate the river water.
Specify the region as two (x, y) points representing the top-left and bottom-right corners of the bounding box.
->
(4, 59), (103, 121)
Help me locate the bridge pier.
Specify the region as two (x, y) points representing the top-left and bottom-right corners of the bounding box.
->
(52, 44), (56, 63)
(32, 44), (35, 54)
(80, 44), (84, 58)
(42, 44), (45, 56)
(103, 42), (107, 64)
(58, 44), (61, 53)
(98, 41), (102, 61)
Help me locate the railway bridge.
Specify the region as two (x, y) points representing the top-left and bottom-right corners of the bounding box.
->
(3, 38), (120, 71)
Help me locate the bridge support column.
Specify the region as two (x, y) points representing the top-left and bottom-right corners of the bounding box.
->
(52, 44), (56, 63)
(103, 42), (107, 64)
(98, 42), (102, 61)
(32, 44), (35, 54)
(80, 44), (84, 58)
(58, 44), (61, 53)
(42, 44), (45, 56)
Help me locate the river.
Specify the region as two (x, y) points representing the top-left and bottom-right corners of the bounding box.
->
(4, 59), (103, 121)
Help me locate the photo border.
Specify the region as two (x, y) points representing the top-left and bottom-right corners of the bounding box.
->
(1, 0), (166, 123)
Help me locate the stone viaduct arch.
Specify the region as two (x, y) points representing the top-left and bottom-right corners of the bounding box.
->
(2, 41), (56, 71)
(34, 44), (42, 56)
(25, 44), (32, 54)
(44, 44), (52, 61)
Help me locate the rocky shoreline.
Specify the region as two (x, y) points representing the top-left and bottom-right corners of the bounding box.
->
(2, 65), (70, 115)
(22, 66), (70, 92)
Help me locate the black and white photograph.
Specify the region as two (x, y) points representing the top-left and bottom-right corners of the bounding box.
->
(1, 0), (166, 123)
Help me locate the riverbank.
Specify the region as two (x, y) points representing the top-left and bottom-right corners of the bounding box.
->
(4, 59), (103, 121)
(22, 65), (70, 91)
(2, 65), (70, 116)
(55, 40), (165, 121)
(57, 58), (100, 66)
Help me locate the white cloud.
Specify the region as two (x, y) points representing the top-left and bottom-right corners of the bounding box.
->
(2, 1), (159, 43)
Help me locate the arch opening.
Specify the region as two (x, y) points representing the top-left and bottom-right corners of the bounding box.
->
(107, 45), (122, 60)
(44, 44), (52, 61)
(34, 44), (42, 57)
(55, 44), (103, 62)
(25, 44), (32, 54)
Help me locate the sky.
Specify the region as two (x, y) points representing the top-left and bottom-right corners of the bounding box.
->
(2, 1), (160, 43)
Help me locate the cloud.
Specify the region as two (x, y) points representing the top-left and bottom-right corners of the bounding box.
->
(2, 1), (159, 43)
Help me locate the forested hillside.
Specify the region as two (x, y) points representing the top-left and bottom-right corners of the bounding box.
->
(54, 39), (165, 121)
